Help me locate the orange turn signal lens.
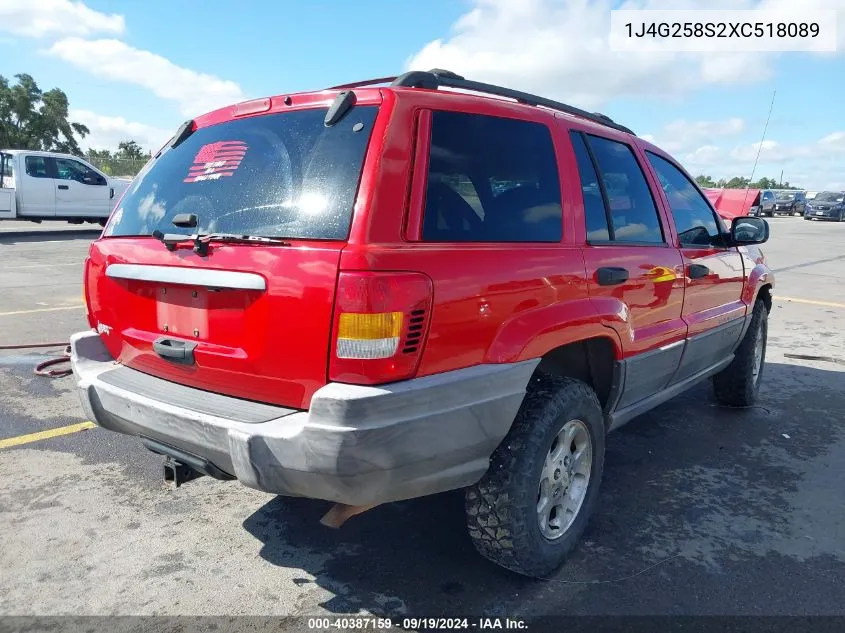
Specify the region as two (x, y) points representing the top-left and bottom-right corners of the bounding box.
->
(336, 312), (403, 359)
(337, 312), (402, 340)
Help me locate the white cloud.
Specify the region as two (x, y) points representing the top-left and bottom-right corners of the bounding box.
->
(0, 0), (124, 38)
(729, 139), (808, 163)
(46, 38), (245, 117)
(406, 0), (844, 109)
(672, 133), (845, 190)
(683, 145), (723, 166)
(70, 109), (172, 153)
(648, 118), (746, 153)
(819, 132), (845, 151)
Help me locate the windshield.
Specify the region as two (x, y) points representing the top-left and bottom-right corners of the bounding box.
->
(775, 192), (795, 200)
(105, 106), (378, 240)
(814, 192), (844, 203)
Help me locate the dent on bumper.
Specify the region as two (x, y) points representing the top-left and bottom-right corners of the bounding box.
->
(70, 331), (537, 505)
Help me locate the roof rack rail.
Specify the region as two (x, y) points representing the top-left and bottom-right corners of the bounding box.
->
(390, 69), (635, 136)
(328, 75), (398, 90)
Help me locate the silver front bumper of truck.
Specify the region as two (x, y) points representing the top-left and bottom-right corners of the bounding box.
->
(70, 331), (537, 506)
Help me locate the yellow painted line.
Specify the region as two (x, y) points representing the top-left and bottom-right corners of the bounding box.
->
(0, 304), (84, 317)
(778, 296), (845, 309)
(0, 421), (96, 449)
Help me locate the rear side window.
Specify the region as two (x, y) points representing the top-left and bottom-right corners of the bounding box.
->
(573, 134), (664, 244)
(646, 152), (723, 247)
(106, 106), (378, 240)
(422, 111), (562, 242)
(25, 156), (50, 178)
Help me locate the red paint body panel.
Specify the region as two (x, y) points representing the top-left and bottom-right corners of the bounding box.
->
(740, 245), (774, 305)
(637, 142), (751, 337)
(339, 244), (592, 374)
(86, 238), (344, 409)
(678, 247), (747, 336)
(581, 246), (687, 355)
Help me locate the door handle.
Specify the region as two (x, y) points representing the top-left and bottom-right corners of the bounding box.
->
(57, 184), (69, 190)
(688, 264), (710, 279)
(152, 337), (197, 365)
(596, 267), (630, 286)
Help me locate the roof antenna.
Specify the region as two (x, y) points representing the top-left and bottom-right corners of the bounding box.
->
(743, 90), (776, 210)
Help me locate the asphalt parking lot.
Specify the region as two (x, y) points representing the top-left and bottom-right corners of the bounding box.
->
(1, 217), (844, 618)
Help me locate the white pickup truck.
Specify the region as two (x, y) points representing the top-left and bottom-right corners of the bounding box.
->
(0, 150), (132, 225)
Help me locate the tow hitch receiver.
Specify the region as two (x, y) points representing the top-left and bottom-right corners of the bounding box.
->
(164, 457), (203, 487)
(141, 436), (235, 486)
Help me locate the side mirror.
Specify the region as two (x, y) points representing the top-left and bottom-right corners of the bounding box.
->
(730, 216), (769, 245)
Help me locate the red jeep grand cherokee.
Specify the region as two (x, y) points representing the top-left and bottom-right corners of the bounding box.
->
(70, 70), (773, 577)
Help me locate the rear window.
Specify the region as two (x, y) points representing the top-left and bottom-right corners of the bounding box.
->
(0, 154), (12, 187)
(105, 106), (378, 240)
(422, 111), (562, 242)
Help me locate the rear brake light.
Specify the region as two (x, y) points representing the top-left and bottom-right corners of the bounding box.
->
(330, 272), (432, 385)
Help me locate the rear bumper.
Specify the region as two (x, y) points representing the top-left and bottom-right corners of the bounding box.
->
(70, 331), (537, 506)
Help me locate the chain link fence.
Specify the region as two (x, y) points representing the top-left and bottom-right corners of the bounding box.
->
(85, 156), (148, 179)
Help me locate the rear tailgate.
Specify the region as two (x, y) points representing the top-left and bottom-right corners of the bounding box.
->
(86, 100), (380, 409)
(86, 238), (341, 408)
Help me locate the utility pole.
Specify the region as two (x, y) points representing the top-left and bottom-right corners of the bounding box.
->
(779, 169), (783, 188)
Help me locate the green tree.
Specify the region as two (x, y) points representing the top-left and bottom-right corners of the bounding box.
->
(86, 141), (151, 177)
(0, 73), (89, 154)
(751, 177), (776, 189)
(725, 176), (751, 189)
(86, 148), (114, 174)
(695, 175), (716, 188)
(117, 140), (145, 160)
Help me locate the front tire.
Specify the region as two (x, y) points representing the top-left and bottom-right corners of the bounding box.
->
(712, 299), (768, 407)
(465, 375), (605, 578)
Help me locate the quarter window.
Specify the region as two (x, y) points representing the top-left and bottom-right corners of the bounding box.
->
(422, 111), (562, 242)
(646, 152), (724, 247)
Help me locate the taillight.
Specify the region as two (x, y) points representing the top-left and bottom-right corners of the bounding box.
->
(330, 271), (433, 385)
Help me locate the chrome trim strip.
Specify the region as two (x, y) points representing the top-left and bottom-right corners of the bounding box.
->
(106, 263), (266, 291)
(658, 340), (685, 352)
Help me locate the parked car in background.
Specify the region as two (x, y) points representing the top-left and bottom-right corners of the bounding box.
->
(753, 189), (777, 217)
(805, 191), (845, 221)
(773, 190), (806, 216)
(0, 150), (131, 225)
(806, 191), (819, 202)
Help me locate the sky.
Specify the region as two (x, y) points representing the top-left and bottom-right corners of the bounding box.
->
(0, 0), (843, 190)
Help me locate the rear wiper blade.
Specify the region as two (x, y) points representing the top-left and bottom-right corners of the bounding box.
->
(199, 233), (290, 246)
(154, 231), (289, 255)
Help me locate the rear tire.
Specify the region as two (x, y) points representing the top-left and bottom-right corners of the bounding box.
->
(465, 375), (605, 578)
(712, 299), (768, 407)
